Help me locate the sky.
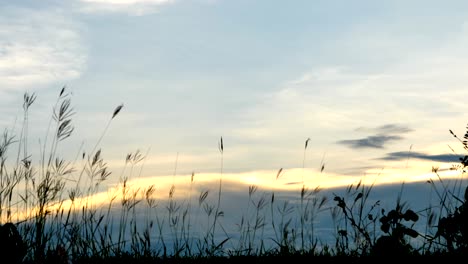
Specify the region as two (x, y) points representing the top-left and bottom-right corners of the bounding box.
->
(2, 0), (468, 200)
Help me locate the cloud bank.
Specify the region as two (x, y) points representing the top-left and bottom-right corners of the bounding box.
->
(0, 7), (87, 91)
(79, 0), (174, 15)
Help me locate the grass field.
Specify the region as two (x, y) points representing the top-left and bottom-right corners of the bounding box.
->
(1, 88), (468, 263)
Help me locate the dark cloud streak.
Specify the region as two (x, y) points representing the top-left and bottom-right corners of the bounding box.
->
(339, 123), (412, 149)
(338, 135), (403, 149)
(381, 151), (460, 163)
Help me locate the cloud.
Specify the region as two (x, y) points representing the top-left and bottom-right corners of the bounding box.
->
(79, 0), (174, 15)
(338, 123), (411, 149)
(338, 135), (403, 149)
(381, 151), (460, 163)
(356, 124), (413, 134)
(0, 7), (87, 91)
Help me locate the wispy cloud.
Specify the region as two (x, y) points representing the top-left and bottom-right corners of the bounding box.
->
(79, 0), (175, 15)
(0, 7), (87, 91)
(356, 124), (413, 134)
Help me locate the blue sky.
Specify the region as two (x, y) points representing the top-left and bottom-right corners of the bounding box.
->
(2, 0), (468, 193)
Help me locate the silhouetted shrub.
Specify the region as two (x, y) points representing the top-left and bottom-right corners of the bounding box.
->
(436, 186), (468, 255)
(0, 222), (27, 263)
(370, 206), (419, 256)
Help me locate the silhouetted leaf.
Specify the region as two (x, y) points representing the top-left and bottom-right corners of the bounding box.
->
(403, 210), (419, 222)
(404, 228), (419, 238)
(381, 223), (390, 233)
(387, 210), (399, 220)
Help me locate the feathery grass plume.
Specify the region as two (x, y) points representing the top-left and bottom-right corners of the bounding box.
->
(141, 184), (156, 257)
(300, 137), (311, 251)
(319, 152), (326, 173)
(276, 168), (283, 180)
(0, 130), (18, 223)
(40, 88), (66, 173)
(112, 104), (124, 119)
(32, 88), (76, 261)
(271, 199), (295, 254)
(90, 103), (124, 158)
(270, 168), (281, 254)
(236, 184), (257, 255)
(184, 171), (195, 256)
(250, 191), (267, 255)
(218, 137), (224, 154)
(302, 138), (310, 184)
(17, 92), (36, 169)
(198, 189), (213, 255)
(209, 136), (226, 255)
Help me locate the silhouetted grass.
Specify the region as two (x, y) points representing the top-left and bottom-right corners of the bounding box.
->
(1, 88), (468, 263)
